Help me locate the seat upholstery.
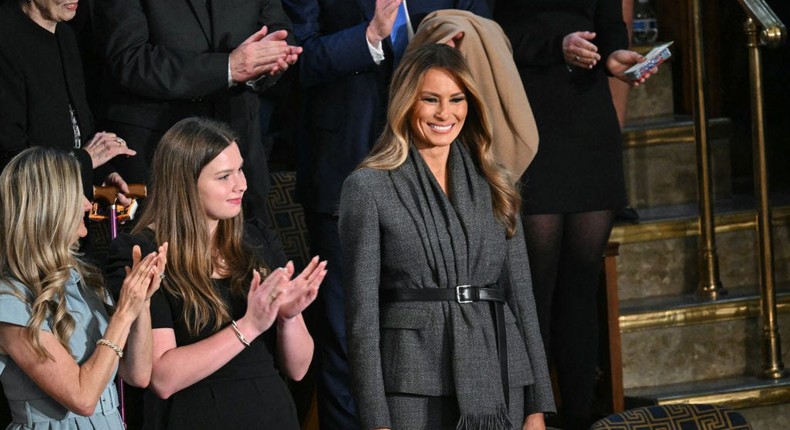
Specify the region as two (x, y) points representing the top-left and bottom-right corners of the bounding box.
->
(267, 171), (311, 273)
(266, 171), (316, 429)
(590, 404), (751, 430)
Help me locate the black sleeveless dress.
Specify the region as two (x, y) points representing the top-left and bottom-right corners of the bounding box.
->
(106, 225), (296, 430)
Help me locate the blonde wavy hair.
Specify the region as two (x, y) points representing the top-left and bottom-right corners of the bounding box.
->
(0, 147), (105, 359)
(361, 44), (521, 237)
(133, 117), (267, 336)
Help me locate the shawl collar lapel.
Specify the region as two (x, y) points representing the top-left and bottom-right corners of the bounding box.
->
(185, 0), (212, 46)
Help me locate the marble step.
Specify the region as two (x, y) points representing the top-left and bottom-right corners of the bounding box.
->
(613, 193), (790, 231)
(619, 308), (790, 390)
(625, 376), (790, 430)
(611, 202), (790, 301)
(622, 116), (733, 209)
(619, 286), (790, 332)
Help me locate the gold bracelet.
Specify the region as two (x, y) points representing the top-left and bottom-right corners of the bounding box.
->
(230, 320), (251, 348)
(96, 338), (124, 358)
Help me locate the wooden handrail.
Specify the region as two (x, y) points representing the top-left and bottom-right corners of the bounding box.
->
(735, 0), (786, 47)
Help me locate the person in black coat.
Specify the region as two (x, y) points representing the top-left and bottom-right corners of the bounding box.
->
(493, 1), (657, 428)
(0, 0), (136, 199)
(95, 0), (301, 225)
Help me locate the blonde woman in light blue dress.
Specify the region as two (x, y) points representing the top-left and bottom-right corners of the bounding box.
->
(0, 147), (166, 429)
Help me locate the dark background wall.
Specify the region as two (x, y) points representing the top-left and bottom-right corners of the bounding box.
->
(655, 0), (789, 193)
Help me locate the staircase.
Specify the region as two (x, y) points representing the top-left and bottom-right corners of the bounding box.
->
(610, 108), (790, 429)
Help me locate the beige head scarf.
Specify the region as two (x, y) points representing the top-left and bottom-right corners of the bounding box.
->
(408, 9), (538, 182)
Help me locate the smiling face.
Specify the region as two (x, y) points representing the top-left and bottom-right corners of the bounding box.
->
(23, 0), (79, 32)
(409, 67), (468, 153)
(197, 143), (246, 230)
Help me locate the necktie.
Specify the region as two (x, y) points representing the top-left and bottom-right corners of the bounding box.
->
(391, 1), (410, 65)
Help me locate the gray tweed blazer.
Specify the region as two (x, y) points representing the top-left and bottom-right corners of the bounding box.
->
(339, 144), (555, 429)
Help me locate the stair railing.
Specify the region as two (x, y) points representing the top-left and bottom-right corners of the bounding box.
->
(689, 0), (725, 299)
(736, 0), (786, 47)
(735, 0), (787, 379)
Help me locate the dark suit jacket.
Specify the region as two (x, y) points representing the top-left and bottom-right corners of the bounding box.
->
(338, 146), (554, 428)
(95, 0), (295, 221)
(282, 0), (490, 215)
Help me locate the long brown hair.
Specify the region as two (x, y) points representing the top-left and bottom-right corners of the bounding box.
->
(361, 44), (521, 237)
(134, 118), (266, 335)
(0, 147), (105, 359)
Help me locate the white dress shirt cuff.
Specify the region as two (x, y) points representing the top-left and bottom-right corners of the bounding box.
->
(228, 56), (234, 87)
(367, 37), (385, 65)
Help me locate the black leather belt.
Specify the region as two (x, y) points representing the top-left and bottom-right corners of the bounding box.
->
(381, 284), (510, 408)
(381, 285), (505, 304)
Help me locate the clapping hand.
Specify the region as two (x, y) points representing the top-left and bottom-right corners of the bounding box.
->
(277, 257), (326, 321)
(243, 267), (291, 335)
(117, 244), (168, 320)
(230, 26), (303, 82)
(140, 243), (168, 299)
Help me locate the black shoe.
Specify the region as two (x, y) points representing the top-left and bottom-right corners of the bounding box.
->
(615, 207), (640, 224)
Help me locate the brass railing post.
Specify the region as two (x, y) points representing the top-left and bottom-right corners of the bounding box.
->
(689, 0), (725, 298)
(743, 17), (786, 380)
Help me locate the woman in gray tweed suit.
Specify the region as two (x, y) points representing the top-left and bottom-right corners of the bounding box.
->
(339, 44), (555, 430)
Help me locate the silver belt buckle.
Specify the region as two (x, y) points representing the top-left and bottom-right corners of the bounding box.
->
(456, 285), (473, 304)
